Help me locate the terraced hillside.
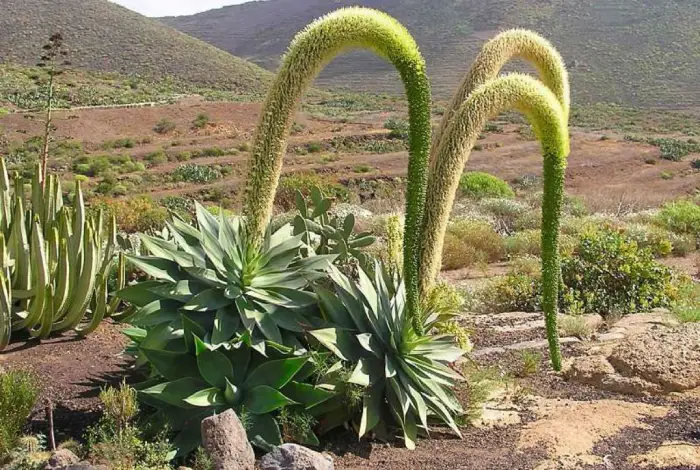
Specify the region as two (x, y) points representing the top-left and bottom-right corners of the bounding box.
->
(0, 0), (271, 94)
(162, 0), (700, 107)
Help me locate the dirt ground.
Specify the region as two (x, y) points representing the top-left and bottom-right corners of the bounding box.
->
(2, 99), (699, 210)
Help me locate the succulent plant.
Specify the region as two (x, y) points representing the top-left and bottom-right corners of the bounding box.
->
(0, 159), (124, 349)
(310, 263), (465, 449)
(292, 187), (377, 271)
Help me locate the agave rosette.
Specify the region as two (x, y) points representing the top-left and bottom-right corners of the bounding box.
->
(310, 263), (465, 449)
(119, 203), (335, 356)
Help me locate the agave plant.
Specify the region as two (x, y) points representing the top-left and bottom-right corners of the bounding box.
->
(120, 203), (335, 356)
(310, 263), (464, 449)
(0, 159), (124, 350)
(292, 187), (377, 271)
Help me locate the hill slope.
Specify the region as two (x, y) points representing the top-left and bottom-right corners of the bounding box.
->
(162, 0), (700, 107)
(0, 0), (271, 94)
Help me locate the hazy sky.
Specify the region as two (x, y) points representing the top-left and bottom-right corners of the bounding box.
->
(110, 0), (249, 17)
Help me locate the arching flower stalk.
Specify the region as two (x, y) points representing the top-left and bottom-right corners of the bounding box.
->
(242, 7), (432, 332)
(419, 74), (569, 370)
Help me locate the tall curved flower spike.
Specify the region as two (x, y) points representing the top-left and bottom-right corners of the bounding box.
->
(419, 74), (570, 370)
(432, 29), (570, 155)
(242, 7), (432, 330)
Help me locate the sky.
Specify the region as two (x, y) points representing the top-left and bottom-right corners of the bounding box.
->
(110, 0), (249, 17)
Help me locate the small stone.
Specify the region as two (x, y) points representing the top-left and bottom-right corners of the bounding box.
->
(44, 449), (80, 469)
(201, 409), (255, 470)
(259, 444), (334, 470)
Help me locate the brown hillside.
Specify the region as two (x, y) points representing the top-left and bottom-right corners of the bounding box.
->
(162, 0), (700, 107)
(0, 0), (272, 94)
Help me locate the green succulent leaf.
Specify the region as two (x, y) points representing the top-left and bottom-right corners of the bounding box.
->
(197, 347), (234, 390)
(140, 348), (200, 381)
(184, 288), (232, 312)
(127, 256), (181, 283)
(247, 413), (282, 449)
(243, 356), (308, 390)
(281, 381), (336, 409)
(140, 377), (207, 408)
(243, 385), (296, 414)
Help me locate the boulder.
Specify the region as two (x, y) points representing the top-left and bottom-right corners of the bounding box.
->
(201, 410), (255, 470)
(259, 444), (334, 470)
(608, 323), (700, 392)
(44, 449), (80, 469)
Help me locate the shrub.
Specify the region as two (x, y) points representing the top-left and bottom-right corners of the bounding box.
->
(200, 147), (226, 158)
(307, 142), (323, 153)
(458, 172), (514, 200)
(171, 164), (222, 184)
(656, 199), (700, 241)
(153, 118), (176, 134)
(0, 370), (39, 459)
(561, 228), (679, 316)
(275, 172), (349, 210)
(86, 382), (171, 470)
(478, 197), (528, 233)
(144, 150), (168, 167)
(505, 229), (542, 257)
(94, 196), (168, 233)
(624, 223), (674, 257)
(558, 315), (593, 339)
(477, 272), (541, 313)
(176, 151), (192, 162)
(441, 219), (505, 270)
(672, 281), (700, 324)
(192, 113), (210, 129)
(384, 117), (410, 140)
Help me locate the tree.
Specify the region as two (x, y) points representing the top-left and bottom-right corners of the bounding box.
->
(36, 33), (70, 185)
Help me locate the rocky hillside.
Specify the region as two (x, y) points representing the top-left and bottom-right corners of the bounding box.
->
(162, 0), (700, 107)
(0, 0), (271, 94)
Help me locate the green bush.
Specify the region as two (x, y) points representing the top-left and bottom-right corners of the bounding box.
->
(200, 147), (226, 158)
(623, 224), (674, 257)
(153, 118), (176, 135)
(561, 228), (679, 316)
(383, 117), (410, 140)
(171, 164), (222, 184)
(458, 172), (514, 200)
(144, 150), (168, 167)
(477, 272), (542, 314)
(94, 196), (168, 233)
(478, 197), (528, 233)
(192, 113), (210, 129)
(0, 370), (39, 459)
(656, 199), (700, 242)
(275, 173), (349, 210)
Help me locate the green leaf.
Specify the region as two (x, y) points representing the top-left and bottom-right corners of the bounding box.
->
(224, 378), (241, 405)
(140, 378), (206, 408)
(211, 308), (239, 345)
(184, 289), (232, 312)
(281, 381), (336, 409)
(117, 281), (171, 306)
(359, 383), (384, 437)
(348, 357), (383, 387)
(127, 300), (182, 327)
(140, 348), (200, 381)
(126, 256), (180, 282)
(197, 348), (234, 389)
(247, 413), (282, 449)
(224, 344), (250, 382)
(195, 202), (220, 241)
(184, 387), (225, 407)
(309, 328), (363, 362)
(242, 385), (296, 414)
(243, 356), (308, 390)
(148, 280), (207, 303)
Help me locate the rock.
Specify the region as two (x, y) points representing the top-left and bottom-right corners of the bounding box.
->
(259, 444), (334, 470)
(201, 409), (255, 470)
(44, 449), (80, 469)
(627, 441), (700, 468)
(564, 355), (662, 395)
(608, 323), (700, 392)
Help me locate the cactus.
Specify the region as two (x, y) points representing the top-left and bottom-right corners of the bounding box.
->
(419, 74), (569, 370)
(242, 7), (432, 333)
(0, 160), (121, 350)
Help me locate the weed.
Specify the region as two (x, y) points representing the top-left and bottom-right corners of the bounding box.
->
(384, 117), (409, 140)
(441, 219), (505, 270)
(0, 370), (39, 460)
(153, 118), (176, 135)
(353, 164), (372, 173)
(144, 149), (168, 167)
(192, 113), (210, 129)
(558, 315), (592, 339)
(516, 351), (541, 377)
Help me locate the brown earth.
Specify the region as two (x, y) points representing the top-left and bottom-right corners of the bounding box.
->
(2, 100), (699, 210)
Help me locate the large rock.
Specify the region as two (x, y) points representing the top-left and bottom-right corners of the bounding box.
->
(201, 410), (255, 470)
(259, 444), (334, 470)
(44, 449), (80, 469)
(608, 323), (700, 392)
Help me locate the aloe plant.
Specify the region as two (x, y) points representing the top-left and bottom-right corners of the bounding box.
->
(0, 159), (123, 349)
(242, 7), (432, 335)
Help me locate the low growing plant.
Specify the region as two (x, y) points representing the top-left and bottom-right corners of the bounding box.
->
(458, 172), (514, 200)
(0, 370), (39, 460)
